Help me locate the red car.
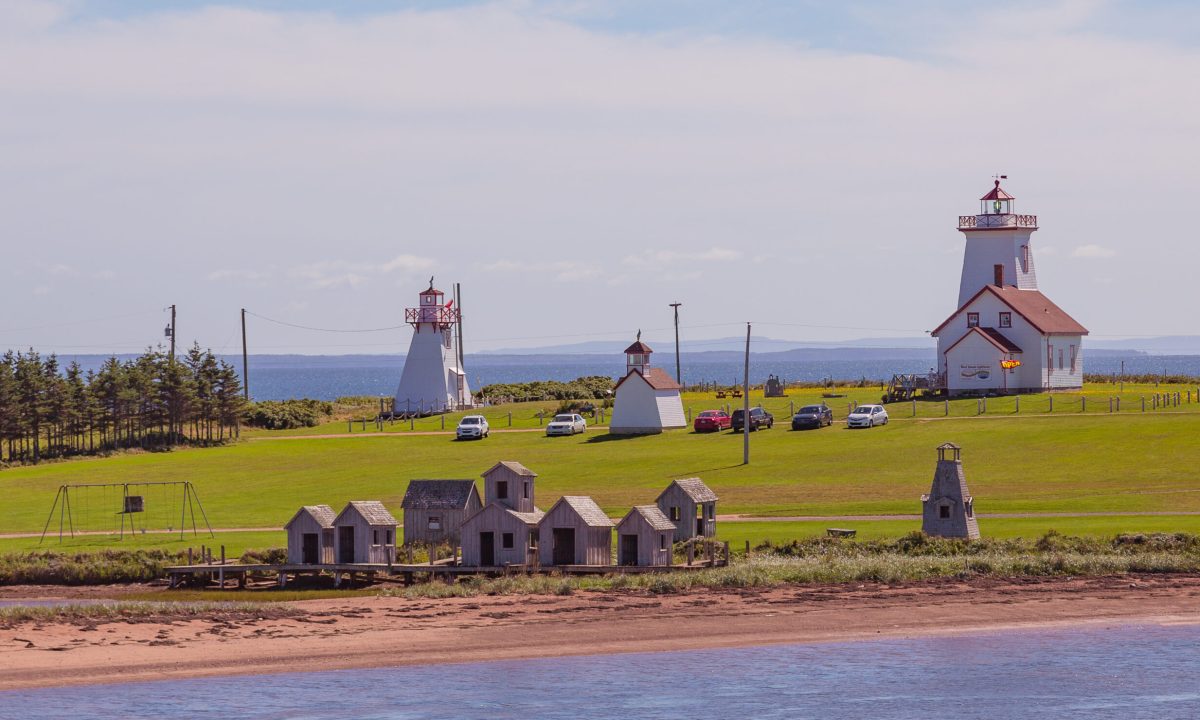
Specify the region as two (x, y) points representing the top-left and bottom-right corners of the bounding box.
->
(693, 410), (732, 432)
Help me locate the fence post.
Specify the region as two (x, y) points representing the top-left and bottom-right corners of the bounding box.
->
(982, 397), (987, 414)
(1141, 396), (1146, 412)
(687, 408), (692, 422)
(1109, 397), (1113, 413)
(1015, 396), (1020, 414)
(538, 412), (543, 425)
(347, 420), (352, 433)
(1049, 396), (1054, 413)
(441, 415), (445, 430)
(790, 401), (794, 417)
(1081, 396), (1086, 413)
(508, 412), (512, 427)
(1116, 397), (1120, 412)
(945, 399), (949, 416)
(912, 399), (917, 417)
(410, 414), (414, 430)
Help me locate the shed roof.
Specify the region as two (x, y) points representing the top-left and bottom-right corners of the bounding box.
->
(401, 480), (478, 510)
(482, 460), (537, 478)
(614, 366), (681, 392)
(285, 504), (336, 530)
(553, 496), (614, 527)
(932, 286), (1088, 337)
(660, 478), (718, 503)
(622, 505), (676, 531)
(507, 508), (545, 526)
(337, 500), (398, 526)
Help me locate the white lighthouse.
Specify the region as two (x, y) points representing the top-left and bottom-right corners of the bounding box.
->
(932, 179), (1088, 396)
(394, 279), (471, 414)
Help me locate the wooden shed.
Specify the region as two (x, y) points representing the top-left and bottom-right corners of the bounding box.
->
(616, 505), (674, 567)
(400, 479), (482, 546)
(538, 496), (614, 566)
(656, 478), (718, 543)
(460, 503), (544, 567)
(332, 501), (398, 564)
(284, 505), (336, 565)
(481, 460), (537, 512)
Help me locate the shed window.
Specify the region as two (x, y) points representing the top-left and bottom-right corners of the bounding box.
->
(502, 533), (514, 549)
(939, 505), (951, 519)
(497, 481), (508, 499)
(1070, 345), (1077, 373)
(669, 506), (680, 522)
(428, 516), (442, 530)
(967, 313), (980, 328)
(372, 529), (380, 545)
(523, 482), (529, 500)
(706, 505), (714, 520)
(660, 533), (668, 550)
(529, 534), (538, 549)
(999, 312), (1011, 328)
(386, 529), (393, 545)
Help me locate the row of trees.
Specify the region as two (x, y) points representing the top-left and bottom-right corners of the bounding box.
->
(0, 345), (246, 465)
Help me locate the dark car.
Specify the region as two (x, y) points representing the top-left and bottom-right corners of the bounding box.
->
(731, 407), (774, 431)
(791, 404), (833, 430)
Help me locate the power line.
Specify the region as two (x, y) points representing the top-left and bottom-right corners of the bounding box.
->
(242, 310), (409, 334)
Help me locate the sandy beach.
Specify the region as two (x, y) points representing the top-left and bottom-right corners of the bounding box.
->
(2, 574), (1199, 691)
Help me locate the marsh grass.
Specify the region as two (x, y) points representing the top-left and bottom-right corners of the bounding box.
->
(0, 600), (287, 626)
(382, 532), (1200, 599)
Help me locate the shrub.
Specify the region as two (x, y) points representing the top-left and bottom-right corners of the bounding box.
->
(243, 399), (334, 430)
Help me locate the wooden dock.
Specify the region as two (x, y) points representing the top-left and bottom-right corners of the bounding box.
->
(166, 552), (730, 589)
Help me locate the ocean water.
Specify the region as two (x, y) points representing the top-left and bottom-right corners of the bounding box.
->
(241, 354), (1200, 401)
(3, 624), (1198, 719)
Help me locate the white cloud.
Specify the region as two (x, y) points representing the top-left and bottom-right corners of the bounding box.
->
(380, 254), (435, 274)
(622, 247), (744, 267)
(1072, 244), (1117, 259)
(208, 268), (272, 283)
(480, 258), (600, 283)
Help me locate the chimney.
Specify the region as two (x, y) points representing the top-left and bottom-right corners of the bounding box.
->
(993, 264), (1005, 287)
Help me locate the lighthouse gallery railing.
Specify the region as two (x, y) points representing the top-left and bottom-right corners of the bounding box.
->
(958, 214), (1038, 230)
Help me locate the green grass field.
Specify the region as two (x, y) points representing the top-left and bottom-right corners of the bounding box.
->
(5, 382), (1200, 555)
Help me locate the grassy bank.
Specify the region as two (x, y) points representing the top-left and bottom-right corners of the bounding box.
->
(0, 600), (291, 627)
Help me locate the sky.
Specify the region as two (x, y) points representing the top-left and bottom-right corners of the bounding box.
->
(2, 0), (1199, 356)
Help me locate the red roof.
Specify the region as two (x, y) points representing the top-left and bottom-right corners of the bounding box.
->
(980, 179), (1015, 201)
(419, 287), (444, 296)
(623, 340), (654, 354)
(614, 366), (681, 392)
(944, 327), (1023, 356)
(932, 286), (1089, 337)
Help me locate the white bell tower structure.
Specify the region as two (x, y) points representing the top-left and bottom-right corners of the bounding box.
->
(956, 177), (1039, 307)
(393, 279), (471, 414)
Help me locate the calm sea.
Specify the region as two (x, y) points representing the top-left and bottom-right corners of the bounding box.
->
(3, 624), (1198, 719)
(241, 354), (1199, 401)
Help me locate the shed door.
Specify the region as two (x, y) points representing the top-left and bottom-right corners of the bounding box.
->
(479, 532), (495, 567)
(301, 533), (319, 565)
(338, 526), (355, 563)
(619, 534), (638, 566)
(553, 528), (576, 566)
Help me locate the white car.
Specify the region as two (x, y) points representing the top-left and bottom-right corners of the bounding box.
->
(456, 415), (489, 440)
(847, 404), (889, 428)
(546, 413), (587, 436)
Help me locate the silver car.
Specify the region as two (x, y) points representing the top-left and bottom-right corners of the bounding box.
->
(456, 415), (490, 439)
(546, 413), (587, 436)
(847, 404), (889, 428)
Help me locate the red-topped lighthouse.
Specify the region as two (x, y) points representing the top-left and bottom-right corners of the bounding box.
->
(394, 278), (471, 413)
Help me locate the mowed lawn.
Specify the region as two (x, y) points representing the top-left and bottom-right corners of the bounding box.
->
(4, 385), (1200, 554)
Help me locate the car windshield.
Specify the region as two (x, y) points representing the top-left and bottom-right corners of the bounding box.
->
(851, 407), (872, 414)
(699, 411), (718, 417)
(460, 417), (479, 425)
(798, 406), (823, 414)
(554, 415), (574, 422)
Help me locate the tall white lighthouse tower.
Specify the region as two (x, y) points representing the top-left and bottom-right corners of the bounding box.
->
(956, 178), (1039, 306)
(394, 279), (471, 414)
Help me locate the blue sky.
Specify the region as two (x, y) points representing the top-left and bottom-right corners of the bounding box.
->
(3, 0), (1200, 354)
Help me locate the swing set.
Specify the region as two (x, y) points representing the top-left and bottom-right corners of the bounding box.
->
(39, 481), (215, 543)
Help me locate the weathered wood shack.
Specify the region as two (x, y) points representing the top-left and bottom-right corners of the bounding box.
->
(284, 505), (336, 565)
(332, 501), (398, 564)
(538, 496), (614, 566)
(481, 460), (537, 512)
(400, 479), (482, 546)
(656, 478), (718, 543)
(460, 503), (544, 567)
(615, 505), (674, 566)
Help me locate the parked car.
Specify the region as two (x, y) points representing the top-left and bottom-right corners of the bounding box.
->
(693, 410), (732, 433)
(456, 415), (490, 440)
(546, 413), (587, 436)
(791, 404), (833, 430)
(731, 407), (774, 431)
(846, 404), (889, 429)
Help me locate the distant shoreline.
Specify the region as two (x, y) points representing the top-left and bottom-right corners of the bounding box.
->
(2, 574), (1199, 692)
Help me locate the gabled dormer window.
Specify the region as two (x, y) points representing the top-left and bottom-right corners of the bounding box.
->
(967, 313), (980, 328)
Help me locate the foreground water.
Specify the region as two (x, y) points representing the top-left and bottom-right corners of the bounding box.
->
(3, 624), (1198, 719)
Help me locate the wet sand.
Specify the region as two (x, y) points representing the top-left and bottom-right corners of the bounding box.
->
(2, 574), (1200, 691)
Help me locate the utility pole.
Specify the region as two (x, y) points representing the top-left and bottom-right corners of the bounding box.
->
(240, 309), (249, 400)
(669, 302), (682, 385)
(743, 322), (751, 465)
(456, 282), (465, 409)
(167, 304), (176, 361)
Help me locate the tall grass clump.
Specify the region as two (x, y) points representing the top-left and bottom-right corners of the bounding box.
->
(0, 549), (187, 585)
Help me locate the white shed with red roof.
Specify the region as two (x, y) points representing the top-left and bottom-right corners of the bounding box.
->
(609, 332), (686, 434)
(933, 180), (1088, 395)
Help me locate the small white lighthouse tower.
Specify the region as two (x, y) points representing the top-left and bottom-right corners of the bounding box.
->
(609, 331), (686, 435)
(394, 279), (471, 414)
(956, 178), (1039, 307)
